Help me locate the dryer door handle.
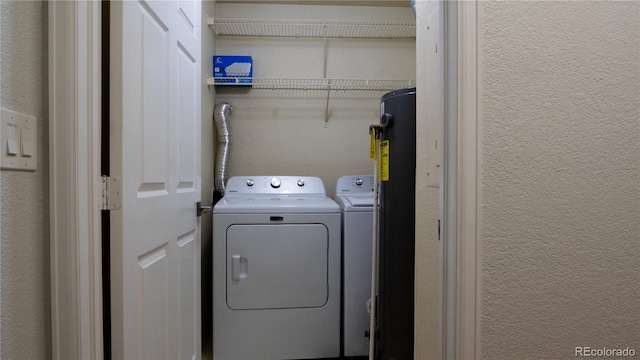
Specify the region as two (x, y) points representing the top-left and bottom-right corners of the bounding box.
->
(232, 255), (248, 280)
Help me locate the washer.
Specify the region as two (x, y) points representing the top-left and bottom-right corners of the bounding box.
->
(213, 176), (341, 360)
(334, 175), (375, 357)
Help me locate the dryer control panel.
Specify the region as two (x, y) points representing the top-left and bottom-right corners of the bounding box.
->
(336, 175), (375, 194)
(225, 176), (327, 195)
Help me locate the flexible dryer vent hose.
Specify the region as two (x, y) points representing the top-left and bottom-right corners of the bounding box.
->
(214, 102), (233, 196)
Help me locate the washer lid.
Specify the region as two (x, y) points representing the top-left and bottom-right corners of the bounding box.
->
(335, 175), (375, 212)
(335, 194), (375, 212)
(214, 195), (339, 214)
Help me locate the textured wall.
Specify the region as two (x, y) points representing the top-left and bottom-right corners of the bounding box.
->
(0, 1), (51, 359)
(479, 2), (640, 359)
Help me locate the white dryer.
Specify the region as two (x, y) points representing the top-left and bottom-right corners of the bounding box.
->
(334, 175), (375, 357)
(213, 176), (341, 360)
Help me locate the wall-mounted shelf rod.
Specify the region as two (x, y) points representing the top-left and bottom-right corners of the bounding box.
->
(207, 17), (416, 39)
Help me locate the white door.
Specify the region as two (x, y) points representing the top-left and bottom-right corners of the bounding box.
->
(109, 1), (201, 359)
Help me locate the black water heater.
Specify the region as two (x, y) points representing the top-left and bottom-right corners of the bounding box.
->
(377, 87), (416, 360)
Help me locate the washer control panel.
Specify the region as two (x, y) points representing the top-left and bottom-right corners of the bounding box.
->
(335, 175), (375, 194)
(225, 176), (326, 195)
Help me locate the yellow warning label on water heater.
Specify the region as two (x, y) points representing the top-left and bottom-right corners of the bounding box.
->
(380, 140), (389, 181)
(370, 131), (376, 160)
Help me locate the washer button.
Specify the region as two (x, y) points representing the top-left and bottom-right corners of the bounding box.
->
(270, 177), (281, 188)
(297, 179), (305, 187)
(246, 179), (254, 187)
(355, 178), (363, 186)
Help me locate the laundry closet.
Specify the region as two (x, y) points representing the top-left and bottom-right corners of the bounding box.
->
(208, 1), (416, 196)
(203, 1), (417, 359)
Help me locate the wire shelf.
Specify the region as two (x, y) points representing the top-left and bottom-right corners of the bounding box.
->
(208, 18), (416, 39)
(207, 77), (416, 91)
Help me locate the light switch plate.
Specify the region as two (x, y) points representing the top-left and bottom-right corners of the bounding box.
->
(1, 108), (37, 171)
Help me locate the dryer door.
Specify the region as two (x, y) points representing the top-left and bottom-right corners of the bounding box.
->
(226, 224), (329, 310)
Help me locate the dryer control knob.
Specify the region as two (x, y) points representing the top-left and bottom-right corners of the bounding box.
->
(270, 177), (281, 188)
(246, 179), (254, 187)
(297, 179), (305, 187)
(355, 178), (363, 186)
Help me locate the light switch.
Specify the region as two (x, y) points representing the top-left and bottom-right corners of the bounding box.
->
(1, 108), (37, 171)
(21, 127), (33, 157)
(7, 124), (18, 156)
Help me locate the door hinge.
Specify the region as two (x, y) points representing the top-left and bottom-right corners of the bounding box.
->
(197, 201), (213, 217)
(100, 175), (122, 210)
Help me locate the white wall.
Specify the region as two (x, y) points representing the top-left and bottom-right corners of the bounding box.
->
(414, 1), (439, 359)
(214, 3), (416, 196)
(478, 2), (640, 358)
(0, 1), (51, 358)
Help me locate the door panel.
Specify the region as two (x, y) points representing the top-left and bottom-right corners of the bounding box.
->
(110, 1), (201, 359)
(179, 1), (196, 32)
(226, 224), (329, 310)
(138, 245), (169, 359)
(177, 44), (197, 191)
(178, 231), (197, 360)
(141, 2), (170, 186)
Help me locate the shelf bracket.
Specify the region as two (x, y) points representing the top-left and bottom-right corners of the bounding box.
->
(323, 24), (330, 127)
(324, 82), (331, 127)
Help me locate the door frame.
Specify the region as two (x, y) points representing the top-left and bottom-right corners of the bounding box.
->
(440, 0), (481, 359)
(48, 0), (481, 358)
(49, 1), (103, 359)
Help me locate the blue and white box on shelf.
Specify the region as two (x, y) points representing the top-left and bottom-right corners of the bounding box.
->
(213, 55), (253, 86)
